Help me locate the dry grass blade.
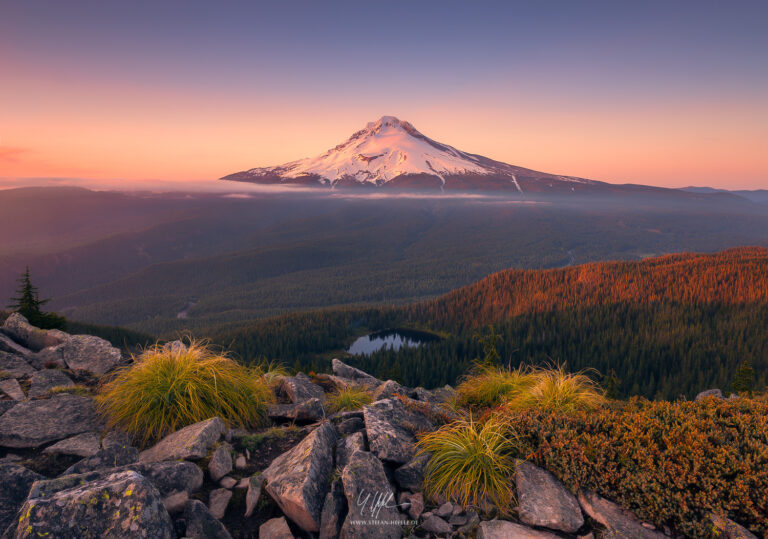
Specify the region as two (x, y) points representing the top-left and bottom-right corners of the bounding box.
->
(456, 363), (537, 408)
(505, 364), (606, 412)
(326, 385), (373, 412)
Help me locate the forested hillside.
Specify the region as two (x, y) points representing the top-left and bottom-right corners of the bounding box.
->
(212, 248), (768, 399)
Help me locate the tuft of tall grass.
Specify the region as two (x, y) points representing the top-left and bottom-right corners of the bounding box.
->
(96, 339), (274, 447)
(504, 365), (606, 412)
(416, 414), (518, 510)
(326, 385), (373, 412)
(456, 364), (537, 408)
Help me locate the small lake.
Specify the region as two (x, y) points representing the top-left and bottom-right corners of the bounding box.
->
(347, 328), (440, 355)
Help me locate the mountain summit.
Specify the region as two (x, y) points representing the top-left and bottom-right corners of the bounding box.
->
(220, 116), (648, 194)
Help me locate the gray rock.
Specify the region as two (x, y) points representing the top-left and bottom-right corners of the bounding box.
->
(280, 372), (326, 403)
(63, 442), (139, 474)
(478, 519), (561, 538)
(710, 513), (759, 539)
(394, 453), (430, 491)
(695, 388), (724, 401)
(0, 378), (25, 400)
(340, 450), (401, 539)
(184, 499), (232, 539)
(434, 501), (453, 518)
(0, 462), (44, 533)
(449, 513), (467, 526)
(38, 334), (121, 376)
(578, 490), (665, 539)
(337, 416), (365, 434)
(263, 422), (336, 532)
(372, 379), (407, 400)
(516, 459), (584, 533)
(43, 431), (102, 457)
(101, 430), (131, 450)
(235, 477), (249, 489)
(244, 474), (265, 518)
(12, 470), (174, 538)
(27, 368), (74, 398)
(0, 351), (35, 378)
(219, 476), (237, 488)
(399, 491), (424, 520)
(208, 487), (232, 519)
(0, 400), (15, 417)
(457, 508), (480, 534)
(363, 397), (435, 464)
(268, 398), (325, 423)
(208, 443), (233, 482)
(421, 514), (452, 534)
(162, 490), (189, 514)
(336, 430), (366, 470)
(332, 358), (382, 387)
(260, 516), (295, 539)
(0, 394), (102, 448)
(2, 313), (68, 352)
(235, 454), (247, 469)
(162, 340), (187, 354)
(139, 416), (225, 462)
(319, 478), (346, 539)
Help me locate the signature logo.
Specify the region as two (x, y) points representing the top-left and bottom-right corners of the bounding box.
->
(356, 489), (406, 519)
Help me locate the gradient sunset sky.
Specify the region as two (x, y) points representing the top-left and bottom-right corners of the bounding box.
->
(2, 0), (767, 190)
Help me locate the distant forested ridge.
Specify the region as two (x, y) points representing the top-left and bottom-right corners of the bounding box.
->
(212, 247), (768, 400)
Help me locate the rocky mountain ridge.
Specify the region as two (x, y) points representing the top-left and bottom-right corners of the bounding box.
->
(0, 314), (756, 538)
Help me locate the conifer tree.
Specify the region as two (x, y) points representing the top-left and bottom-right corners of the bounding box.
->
(7, 266), (66, 329)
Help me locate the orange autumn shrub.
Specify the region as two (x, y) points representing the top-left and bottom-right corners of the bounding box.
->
(499, 395), (768, 538)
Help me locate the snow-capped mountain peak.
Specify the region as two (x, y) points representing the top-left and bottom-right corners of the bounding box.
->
(221, 116), (600, 193)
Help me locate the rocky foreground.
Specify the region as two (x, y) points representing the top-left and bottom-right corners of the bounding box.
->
(0, 314), (756, 538)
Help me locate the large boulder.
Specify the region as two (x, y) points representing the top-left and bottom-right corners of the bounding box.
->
(2, 313), (68, 352)
(63, 442), (139, 474)
(139, 417), (225, 463)
(12, 470), (175, 538)
(36, 334), (121, 376)
(332, 358), (382, 387)
(0, 351), (36, 378)
(268, 398), (325, 423)
(340, 450), (402, 539)
(0, 463), (44, 533)
(695, 388), (724, 401)
(27, 368), (74, 398)
(43, 431), (102, 458)
(515, 460), (584, 533)
(578, 490), (665, 539)
(263, 422), (336, 533)
(319, 478), (346, 539)
(0, 394), (102, 448)
(363, 397), (435, 464)
(478, 519), (561, 538)
(279, 373), (326, 403)
(183, 499), (232, 539)
(393, 453), (429, 492)
(372, 380), (407, 401)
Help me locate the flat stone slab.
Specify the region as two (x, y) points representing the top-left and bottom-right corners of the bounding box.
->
(139, 417), (225, 463)
(279, 372), (326, 403)
(578, 490), (665, 539)
(43, 431), (102, 457)
(0, 351), (36, 378)
(363, 397), (435, 464)
(0, 394), (102, 448)
(268, 398), (325, 423)
(478, 519), (561, 538)
(332, 358), (381, 387)
(260, 516), (294, 539)
(516, 459), (584, 533)
(28, 368), (74, 398)
(0, 378), (25, 400)
(37, 334), (122, 376)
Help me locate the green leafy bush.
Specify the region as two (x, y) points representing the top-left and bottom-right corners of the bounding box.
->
(500, 395), (768, 537)
(97, 340), (274, 446)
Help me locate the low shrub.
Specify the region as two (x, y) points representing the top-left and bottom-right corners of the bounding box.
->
(96, 340), (274, 446)
(416, 415), (519, 511)
(326, 385), (373, 412)
(500, 395), (768, 537)
(503, 365), (606, 412)
(456, 364), (537, 408)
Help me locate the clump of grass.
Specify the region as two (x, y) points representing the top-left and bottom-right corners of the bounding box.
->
(235, 425), (299, 452)
(49, 384), (91, 396)
(96, 339), (274, 447)
(504, 365), (606, 412)
(456, 364), (537, 408)
(326, 385), (373, 412)
(417, 414), (518, 511)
